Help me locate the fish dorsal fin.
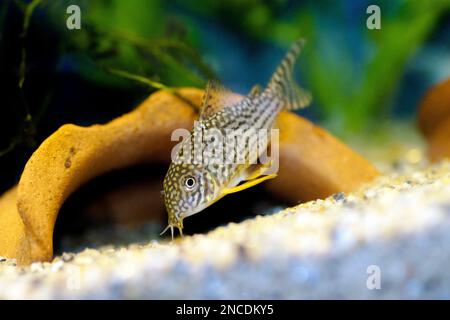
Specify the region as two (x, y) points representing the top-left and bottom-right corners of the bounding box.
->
(267, 38), (312, 110)
(200, 80), (242, 120)
(249, 84), (262, 98)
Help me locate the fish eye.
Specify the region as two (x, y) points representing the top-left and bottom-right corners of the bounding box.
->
(184, 176), (196, 190)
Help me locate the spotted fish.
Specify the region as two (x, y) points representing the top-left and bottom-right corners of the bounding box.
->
(161, 39), (312, 238)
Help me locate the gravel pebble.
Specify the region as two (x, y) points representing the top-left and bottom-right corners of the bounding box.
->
(1, 162), (450, 299)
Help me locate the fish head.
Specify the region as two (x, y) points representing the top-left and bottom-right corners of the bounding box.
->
(162, 162), (220, 237)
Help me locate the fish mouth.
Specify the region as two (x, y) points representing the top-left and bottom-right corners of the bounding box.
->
(160, 219), (184, 239)
(161, 199), (218, 239)
(160, 206), (207, 239)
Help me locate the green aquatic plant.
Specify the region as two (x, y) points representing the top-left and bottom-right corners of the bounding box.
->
(0, 0), (43, 157)
(41, 0), (215, 88)
(174, 0), (449, 135)
(266, 0), (450, 135)
(106, 67), (198, 109)
(2, 0), (449, 153)
(1, 0), (215, 158)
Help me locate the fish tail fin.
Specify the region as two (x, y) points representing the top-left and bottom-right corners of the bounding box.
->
(267, 38), (312, 111)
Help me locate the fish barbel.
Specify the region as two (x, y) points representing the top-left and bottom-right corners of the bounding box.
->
(161, 39), (312, 238)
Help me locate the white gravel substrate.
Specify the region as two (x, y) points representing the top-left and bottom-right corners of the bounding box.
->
(1, 161), (450, 299)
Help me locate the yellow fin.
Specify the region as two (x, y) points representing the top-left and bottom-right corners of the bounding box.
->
(206, 173), (277, 207)
(243, 167), (262, 181)
(223, 173), (277, 195)
(243, 160), (278, 181)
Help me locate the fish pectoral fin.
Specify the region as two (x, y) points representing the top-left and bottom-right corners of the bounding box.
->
(223, 173), (277, 195)
(207, 192), (228, 207)
(243, 163), (274, 181)
(207, 171), (277, 207)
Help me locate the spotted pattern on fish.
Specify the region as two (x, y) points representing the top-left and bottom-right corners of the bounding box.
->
(162, 39), (312, 237)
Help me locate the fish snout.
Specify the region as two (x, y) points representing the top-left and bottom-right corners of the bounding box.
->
(159, 212), (183, 239)
(169, 214), (184, 230)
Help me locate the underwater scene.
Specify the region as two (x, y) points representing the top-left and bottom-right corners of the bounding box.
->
(0, 0), (450, 301)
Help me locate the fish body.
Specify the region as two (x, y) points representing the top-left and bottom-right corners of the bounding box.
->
(162, 39), (312, 237)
